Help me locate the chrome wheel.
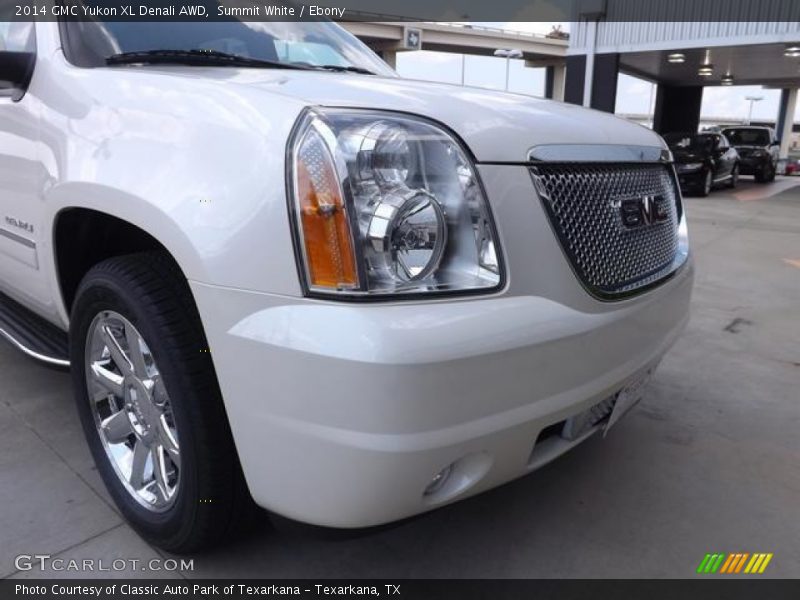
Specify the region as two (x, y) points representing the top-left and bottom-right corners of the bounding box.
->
(85, 311), (180, 512)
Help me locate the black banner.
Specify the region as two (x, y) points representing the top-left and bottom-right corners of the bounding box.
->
(2, 0), (800, 22)
(4, 580), (800, 600)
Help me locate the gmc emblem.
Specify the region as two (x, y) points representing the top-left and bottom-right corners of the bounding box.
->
(616, 194), (669, 228)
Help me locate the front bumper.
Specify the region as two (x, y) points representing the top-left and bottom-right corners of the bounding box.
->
(737, 157), (768, 175)
(190, 260), (693, 528)
(676, 168), (707, 189)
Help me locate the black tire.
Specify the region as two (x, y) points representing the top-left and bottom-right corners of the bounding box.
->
(698, 170), (712, 197)
(70, 251), (251, 553)
(755, 163), (773, 183)
(765, 162), (776, 182)
(728, 164), (739, 189)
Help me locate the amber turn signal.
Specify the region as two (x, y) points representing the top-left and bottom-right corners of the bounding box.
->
(295, 132), (358, 289)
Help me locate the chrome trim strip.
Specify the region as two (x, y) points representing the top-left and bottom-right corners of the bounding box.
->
(0, 325), (70, 367)
(0, 227), (36, 249)
(527, 144), (672, 163)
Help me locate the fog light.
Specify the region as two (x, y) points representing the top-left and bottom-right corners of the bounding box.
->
(423, 464), (453, 496)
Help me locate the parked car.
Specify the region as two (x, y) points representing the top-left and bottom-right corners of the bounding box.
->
(721, 126), (780, 182)
(664, 132), (739, 196)
(0, 21), (693, 552)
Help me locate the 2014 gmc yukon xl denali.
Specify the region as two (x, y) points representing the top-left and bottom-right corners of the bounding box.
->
(0, 20), (693, 552)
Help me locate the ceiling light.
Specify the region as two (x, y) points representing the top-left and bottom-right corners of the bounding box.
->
(721, 75), (734, 86)
(698, 64), (714, 76)
(785, 44), (800, 57)
(667, 53), (685, 63)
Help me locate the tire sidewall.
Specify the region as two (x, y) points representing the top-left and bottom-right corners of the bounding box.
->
(756, 161), (772, 183)
(70, 272), (200, 546)
(701, 170), (712, 196)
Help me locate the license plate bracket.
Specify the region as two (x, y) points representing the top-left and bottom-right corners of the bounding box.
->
(603, 365), (657, 436)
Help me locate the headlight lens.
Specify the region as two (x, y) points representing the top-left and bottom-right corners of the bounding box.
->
(365, 187), (447, 282)
(288, 108), (502, 297)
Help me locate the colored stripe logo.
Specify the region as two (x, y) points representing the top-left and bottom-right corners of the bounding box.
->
(697, 553), (773, 574)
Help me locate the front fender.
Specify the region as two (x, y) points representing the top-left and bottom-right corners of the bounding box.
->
(36, 50), (308, 325)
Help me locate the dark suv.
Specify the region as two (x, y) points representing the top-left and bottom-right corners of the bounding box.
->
(721, 126), (780, 183)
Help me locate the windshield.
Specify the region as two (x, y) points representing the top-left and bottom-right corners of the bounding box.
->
(59, 19), (395, 76)
(664, 133), (715, 152)
(722, 128), (771, 146)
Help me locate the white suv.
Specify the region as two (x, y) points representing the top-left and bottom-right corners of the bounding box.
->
(0, 21), (693, 552)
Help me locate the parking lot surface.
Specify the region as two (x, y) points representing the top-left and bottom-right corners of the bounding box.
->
(2, 179), (799, 579)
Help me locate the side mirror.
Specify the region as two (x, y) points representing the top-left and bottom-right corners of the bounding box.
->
(0, 51), (35, 101)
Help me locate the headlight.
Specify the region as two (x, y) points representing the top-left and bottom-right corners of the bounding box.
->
(288, 108), (502, 297)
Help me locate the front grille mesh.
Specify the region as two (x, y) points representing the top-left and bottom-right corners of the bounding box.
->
(530, 163), (680, 297)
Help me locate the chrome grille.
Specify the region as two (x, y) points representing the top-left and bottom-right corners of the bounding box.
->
(530, 163), (681, 297)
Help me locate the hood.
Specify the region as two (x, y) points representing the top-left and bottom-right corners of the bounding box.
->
(138, 68), (666, 163)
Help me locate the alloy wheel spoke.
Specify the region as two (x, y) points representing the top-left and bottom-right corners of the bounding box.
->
(158, 415), (180, 470)
(135, 378), (161, 425)
(128, 439), (149, 489)
(152, 445), (172, 502)
(100, 410), (133, 444)
(101, 325), (134, 376)
(124, 321), (149, 378)
(90, 362), (125, 399)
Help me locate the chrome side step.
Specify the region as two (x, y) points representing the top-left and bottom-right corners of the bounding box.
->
(0, 292), (69, 368)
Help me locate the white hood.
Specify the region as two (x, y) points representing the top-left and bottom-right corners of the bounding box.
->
(144, 68), (666, 163)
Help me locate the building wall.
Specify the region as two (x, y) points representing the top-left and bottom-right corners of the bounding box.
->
(570, 4), (800, 54)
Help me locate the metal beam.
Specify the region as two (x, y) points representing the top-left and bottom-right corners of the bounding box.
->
(341, 22), (567, 62)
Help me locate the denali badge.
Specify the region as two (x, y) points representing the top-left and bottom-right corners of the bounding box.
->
(614, 194), (668, 229)
(5, 216), (34, 234)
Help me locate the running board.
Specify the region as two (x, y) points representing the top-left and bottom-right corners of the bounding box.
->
(0, 291), (69, 368)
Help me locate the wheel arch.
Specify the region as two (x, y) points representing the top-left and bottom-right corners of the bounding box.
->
(51, 203), (202, 320)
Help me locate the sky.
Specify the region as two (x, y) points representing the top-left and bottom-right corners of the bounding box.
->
(394, 22), (798, 125)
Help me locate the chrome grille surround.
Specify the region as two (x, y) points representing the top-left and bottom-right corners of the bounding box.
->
(530, 162), (683, 298)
